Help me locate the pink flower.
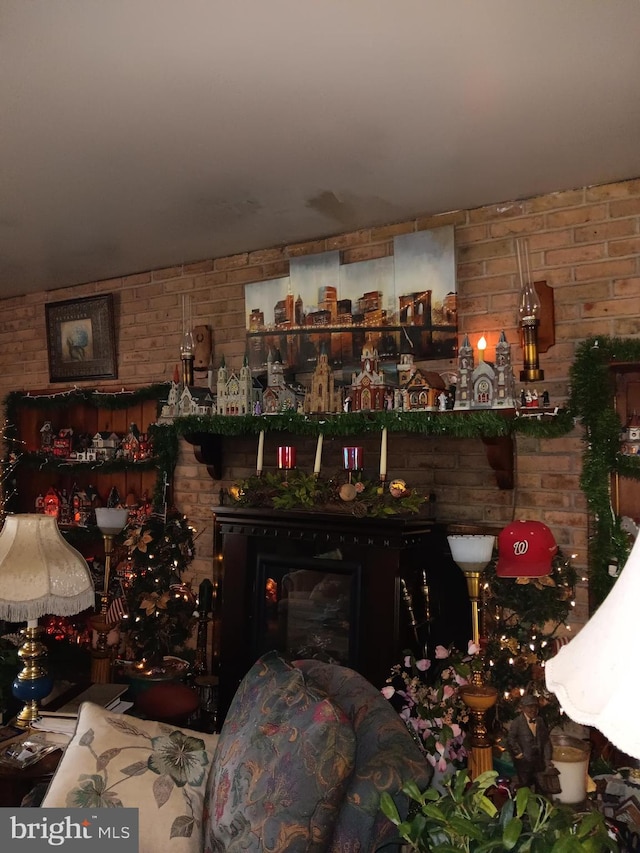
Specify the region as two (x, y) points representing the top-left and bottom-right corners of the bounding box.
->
(404, 655), (412, 668)
(415, 658), (430, 672)
(381, 686), (395, 700)
(442, 685), (455, 699)
(435, 645), (449, 659)
(467, 641), (480, 655)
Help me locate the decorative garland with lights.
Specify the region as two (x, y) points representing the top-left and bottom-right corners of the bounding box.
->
(568, 337), (640, 605)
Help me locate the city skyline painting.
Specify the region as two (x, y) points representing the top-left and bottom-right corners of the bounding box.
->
(245, 226), (457, 379)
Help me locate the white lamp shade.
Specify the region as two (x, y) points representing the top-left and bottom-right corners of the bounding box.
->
(0, 514), (94, 621)
(447, 534), (495, 571)
(95, 507), (130, 535)
(546, 533), (640, 759)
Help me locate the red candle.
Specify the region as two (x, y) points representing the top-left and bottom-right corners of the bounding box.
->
(277, 446), (296, 469)
(343, 446), (363, 470)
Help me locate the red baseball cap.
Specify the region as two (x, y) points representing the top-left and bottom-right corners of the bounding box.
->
(496, 520), (558, 577)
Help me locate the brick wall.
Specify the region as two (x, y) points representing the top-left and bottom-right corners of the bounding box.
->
(1, 178), (640, 630)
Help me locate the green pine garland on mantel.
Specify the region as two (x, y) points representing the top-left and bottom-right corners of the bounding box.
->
(172, 408), (575, 440)
(568, 336), (640, 606)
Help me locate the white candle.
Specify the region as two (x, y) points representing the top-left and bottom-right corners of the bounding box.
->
(478, 336), (487, 362)
(313, 433), (323, 475)
(256, 430), (265, 474)
(379, 427), (388, 480)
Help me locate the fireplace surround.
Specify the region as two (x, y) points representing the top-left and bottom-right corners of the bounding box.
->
(212, 507), (472, 725)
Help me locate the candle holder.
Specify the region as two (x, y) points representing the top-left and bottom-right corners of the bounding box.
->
(342, 446), (363, 483)
(277, 446), (296, 479)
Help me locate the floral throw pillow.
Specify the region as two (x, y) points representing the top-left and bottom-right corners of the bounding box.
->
(42, 702), (219, 853)
(203, 651), (356, 853)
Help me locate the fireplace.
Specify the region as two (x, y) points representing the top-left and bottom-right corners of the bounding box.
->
(254, 553), (361, 667)
(212, 507), (471, 725)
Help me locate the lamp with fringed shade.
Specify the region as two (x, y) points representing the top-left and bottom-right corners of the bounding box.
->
(0, 514), (94, 727)
(546, 532), (640, 760)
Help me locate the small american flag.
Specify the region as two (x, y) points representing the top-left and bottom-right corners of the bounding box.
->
(107, 595), (128, 623)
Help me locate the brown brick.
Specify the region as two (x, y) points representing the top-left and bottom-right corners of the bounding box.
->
(609, 197), (640, 217)
(545, 245), (606, 265)
(152, 265), (183, 281)
(214, 253), (249, 271)
(456, 261), (485, 280)
(455, 223), (488, 244)
(415, 210), (466, 230)
(489, 215), (546, 238)
(583, 296), (640, 318)
(341, 243), (393, 264)
(370, 221), (415, 241)
(468, 200), (528, 223)
(574, 219), (637, 243)
(609, 236), (640, 256)
(528, 188), (585, 211)
(586, 178), (640, 200)
(546, 205), (608, 228)
(122, 271), (153, 286)
(325, 229), (371, 250)
(184, 259), (214, 274)
(459, 238), (513, 262)
(614, 277), (640, 296)
(528, 230), (573, 251)
(261, 260), (290, 279)
(286, 239), (327, 257)
(575, 258), (636, 281)
(247, 246), (286, 264)
(225, 266), (264, 285)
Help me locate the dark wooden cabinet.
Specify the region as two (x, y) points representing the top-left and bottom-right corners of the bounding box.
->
(212, 507), (472, 725)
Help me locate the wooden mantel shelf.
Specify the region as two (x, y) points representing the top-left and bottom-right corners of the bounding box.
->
(176, 405), (573, 489)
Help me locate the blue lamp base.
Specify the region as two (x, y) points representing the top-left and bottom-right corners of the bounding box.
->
(12, 625), (54, 728)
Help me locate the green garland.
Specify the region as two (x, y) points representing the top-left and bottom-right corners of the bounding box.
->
(4, 384), (170, 416)
(173, 408), (574, 440)
(568, 337), (640, 605)
(232, 470), (432, 518)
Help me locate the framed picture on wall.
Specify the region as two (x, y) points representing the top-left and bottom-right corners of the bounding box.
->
(45, 293), (117, 383)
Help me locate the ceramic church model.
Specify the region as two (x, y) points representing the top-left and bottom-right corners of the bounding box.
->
(216, 355), (260, 416)
(453, 331), (517, 410)
(348, 339), (394, 412)
(304, 346), (343, 414)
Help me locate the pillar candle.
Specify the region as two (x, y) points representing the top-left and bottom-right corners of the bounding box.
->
(256, 430), (265, 474)
(379, 428), (388, 480)
(478, 335), (487, 362)
(313, 434), (323, 475)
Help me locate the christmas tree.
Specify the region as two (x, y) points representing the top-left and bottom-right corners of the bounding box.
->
(483, 549), (576, 729)
(119, 507), (197, 666)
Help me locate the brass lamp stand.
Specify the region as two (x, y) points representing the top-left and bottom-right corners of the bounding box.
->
(448, 534), (498, 778)
(91, 508), (129, 684)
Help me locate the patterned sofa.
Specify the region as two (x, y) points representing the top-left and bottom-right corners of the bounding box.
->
(40, 650), (432, 852)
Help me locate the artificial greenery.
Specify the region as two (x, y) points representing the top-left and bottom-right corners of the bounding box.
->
(568, 336), (640, 605)
(381, 769), (616, 852)
(4, 384), (170, 415)
(484, 550), (576, 728)
(173, 408), (574, 440)
(118, 508), (197, 665)
(231, 470), (432, 517)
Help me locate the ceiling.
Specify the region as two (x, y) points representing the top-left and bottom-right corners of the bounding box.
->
(2, 1), (640, 299)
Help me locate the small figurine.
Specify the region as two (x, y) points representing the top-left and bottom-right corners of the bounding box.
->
(438, 391), (448, 412)
(343, 396), (352, 413)
(506, 694), (553, 791)
(542, 389), (550, 407)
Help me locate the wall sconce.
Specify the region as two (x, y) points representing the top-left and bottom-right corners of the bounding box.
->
(516, 238), (544, 383)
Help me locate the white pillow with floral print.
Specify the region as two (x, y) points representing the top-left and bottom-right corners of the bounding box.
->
(42, 702), (219, 853)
